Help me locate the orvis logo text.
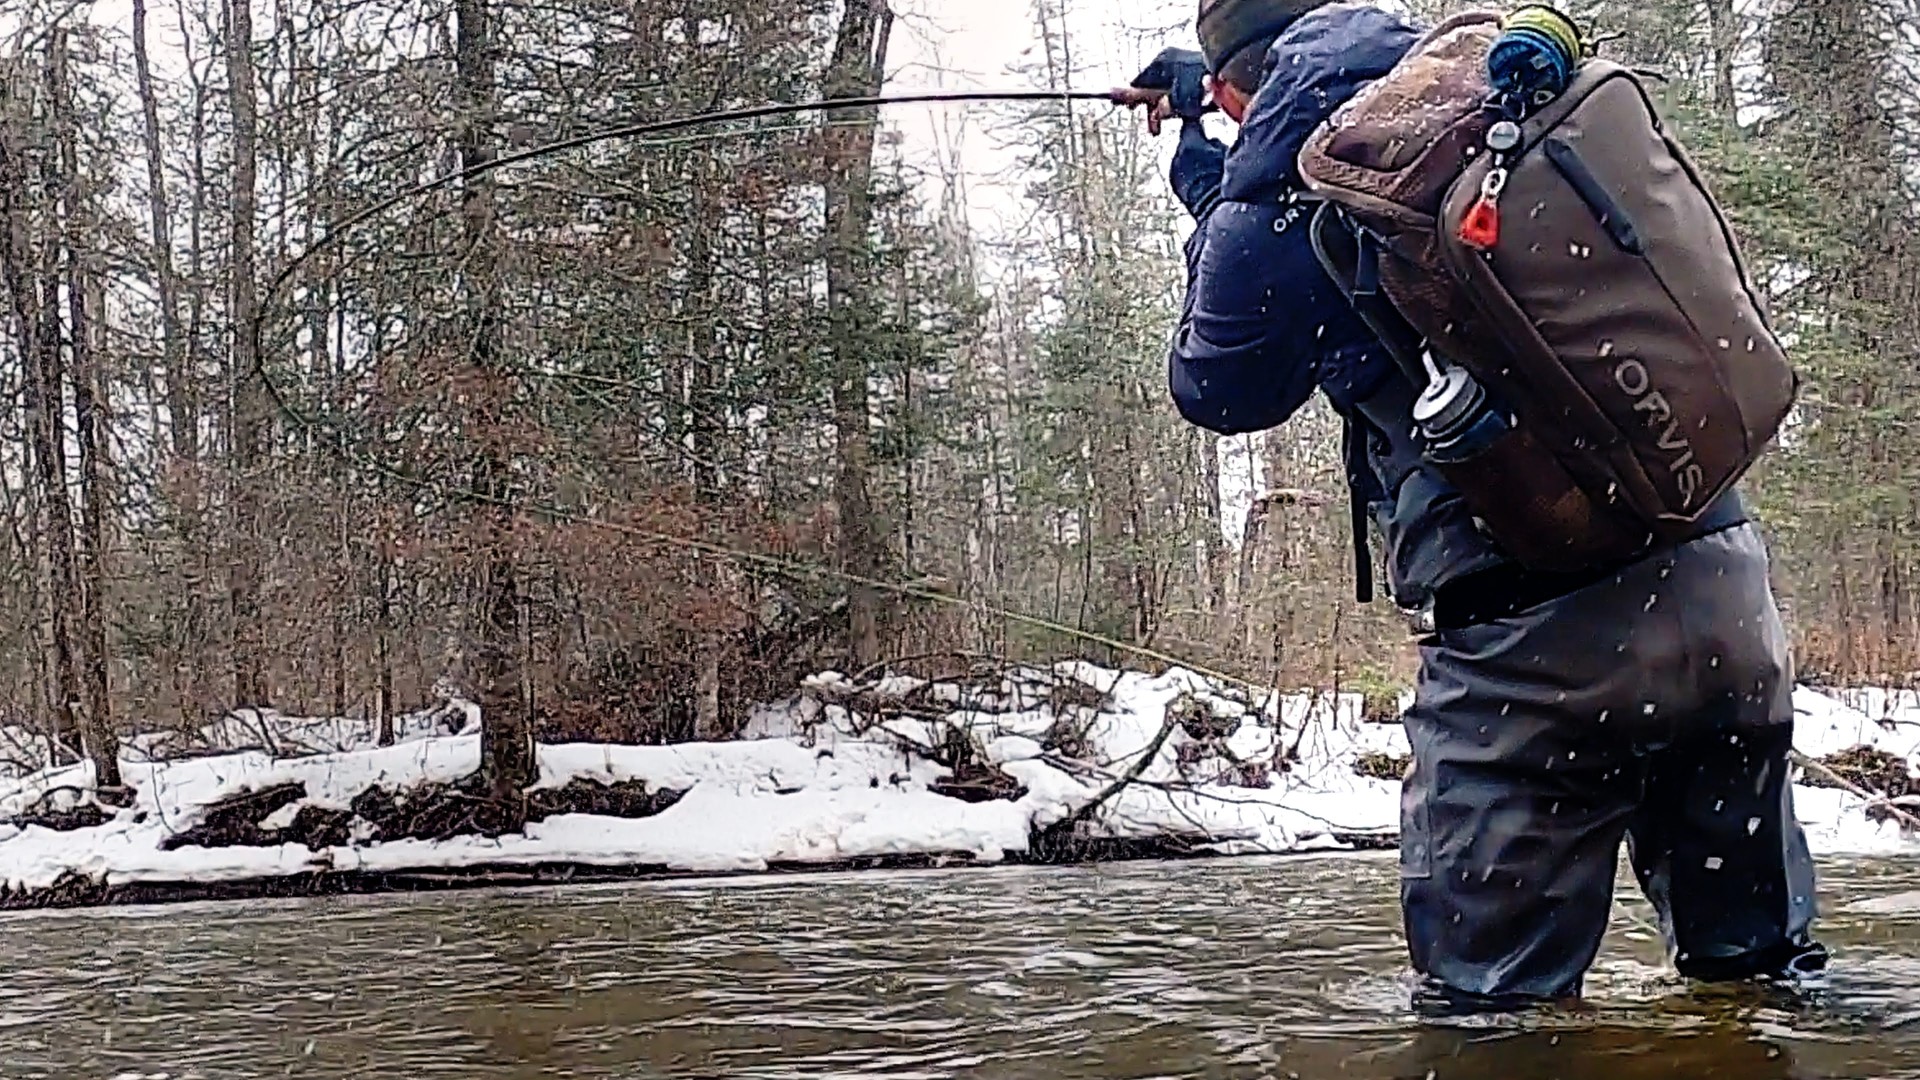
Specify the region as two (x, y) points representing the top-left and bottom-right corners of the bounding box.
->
(1613, 358), (1705, 508)
(1272, 200), (1308, 235)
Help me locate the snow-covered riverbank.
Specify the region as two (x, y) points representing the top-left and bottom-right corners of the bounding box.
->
(0, 663), (1914, 907)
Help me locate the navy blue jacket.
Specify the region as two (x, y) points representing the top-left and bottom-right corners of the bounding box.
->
(1166, 2), (1509, 609)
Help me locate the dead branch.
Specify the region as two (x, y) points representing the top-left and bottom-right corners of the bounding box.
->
(1791, 749), (1920, 832)
(1056, 707), (1180, 829)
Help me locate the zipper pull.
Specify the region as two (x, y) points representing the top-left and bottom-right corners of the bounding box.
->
(1458, 167), (1508, 251)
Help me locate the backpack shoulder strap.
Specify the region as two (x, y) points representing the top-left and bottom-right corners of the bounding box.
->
(1311, 201), (1431, 606)
(1307, 202), (1430, 386)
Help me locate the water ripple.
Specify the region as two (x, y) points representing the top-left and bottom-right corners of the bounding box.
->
(0, 856), (1912, 1077)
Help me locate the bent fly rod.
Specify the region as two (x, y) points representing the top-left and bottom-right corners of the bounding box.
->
(263, 88), (1175, 309)
(243, 86), (1256, 687)
(251, 86), (1206, 446)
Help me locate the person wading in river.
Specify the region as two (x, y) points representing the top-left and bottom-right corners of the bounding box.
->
(1123, 0), (1831, 1012)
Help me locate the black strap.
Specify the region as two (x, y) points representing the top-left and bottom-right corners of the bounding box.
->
(1341, 416), (1375, 605)
(1311, 203), (1429, 606)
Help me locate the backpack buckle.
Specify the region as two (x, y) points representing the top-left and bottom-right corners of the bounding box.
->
(1402, 602), (1437, 637)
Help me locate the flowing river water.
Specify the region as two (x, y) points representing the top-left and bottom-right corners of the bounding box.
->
(4, 854), (1920, 1079)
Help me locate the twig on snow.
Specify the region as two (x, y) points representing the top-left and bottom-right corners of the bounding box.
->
(848, 649), (1012, 684)
(1057, 709), (1182, 829)
(1790, 749), (1920, 832)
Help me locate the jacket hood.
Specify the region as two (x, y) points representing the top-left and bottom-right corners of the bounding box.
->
(1219, 2), (1422, 203)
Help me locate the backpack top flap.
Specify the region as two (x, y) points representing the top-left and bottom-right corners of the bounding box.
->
(1296, 10), (1504, 228)
(1433, 60), (1800, 532)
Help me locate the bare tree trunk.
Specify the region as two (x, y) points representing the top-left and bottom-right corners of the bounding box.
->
(1120, 395), (1155, 641)
(685, 173), (725, 741)
(133, 0), (194, 458)
(139, 0), (204, 719)
(0, 447), (51, 747)
(1198, 429), (1226, 619)
(823, 0), (895, 669)
(46, 33), (122, 791)
(225, 0), (267, 707)
(72, 258), (117, 790)
(1705, 0), (1738, 123)
(330, 607), (347, 716)
(175, 2), (216, 718)
(457, 0), (535, 805)
(376, 556), (395, 746)
(1237, 496), (1271, 659)
(1831, 530), (1855, 678)
(0, 56), (82, 758)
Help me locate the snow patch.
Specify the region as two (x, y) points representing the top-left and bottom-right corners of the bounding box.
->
(0, 668), (1911, 897)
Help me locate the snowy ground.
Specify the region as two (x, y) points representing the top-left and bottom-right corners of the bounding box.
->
(0, 665), (1913, 898)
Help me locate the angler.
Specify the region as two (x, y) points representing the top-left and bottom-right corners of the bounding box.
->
(1127, 0), (1829, 1012)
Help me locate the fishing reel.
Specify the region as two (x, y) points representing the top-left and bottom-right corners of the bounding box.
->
(1487, 4), (1594, 113)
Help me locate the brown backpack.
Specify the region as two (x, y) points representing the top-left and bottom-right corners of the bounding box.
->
(1296, 9), (1800, 574)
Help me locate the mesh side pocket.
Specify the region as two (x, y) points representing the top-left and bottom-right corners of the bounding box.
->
(1427, 422), (1646, 573)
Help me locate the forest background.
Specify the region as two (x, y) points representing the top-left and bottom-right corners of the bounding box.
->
(0, 0), (1911, 792)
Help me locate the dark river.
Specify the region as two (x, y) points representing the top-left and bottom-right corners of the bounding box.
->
(4, 853), (1919, 1078)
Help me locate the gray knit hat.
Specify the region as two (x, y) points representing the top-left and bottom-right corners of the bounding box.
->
(1196, 0), (1332, 75)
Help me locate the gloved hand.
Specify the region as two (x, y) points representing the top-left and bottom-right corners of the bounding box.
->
(1113, 46), (1212, 135)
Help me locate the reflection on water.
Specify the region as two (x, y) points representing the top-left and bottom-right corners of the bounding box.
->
(0, 853), (1917, 1078)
